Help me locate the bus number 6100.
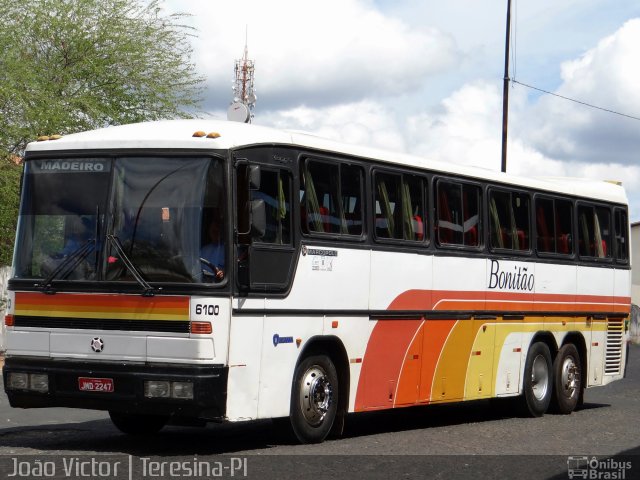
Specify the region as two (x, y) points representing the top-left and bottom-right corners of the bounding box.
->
(195, 304), (220, 316)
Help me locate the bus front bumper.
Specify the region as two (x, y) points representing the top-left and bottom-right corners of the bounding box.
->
(3, 357), (228, 421)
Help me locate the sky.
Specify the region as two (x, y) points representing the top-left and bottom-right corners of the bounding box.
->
(164, 0), (640, 220)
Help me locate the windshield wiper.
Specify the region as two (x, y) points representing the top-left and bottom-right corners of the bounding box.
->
(37, 239), (95, 294)
(106, 234), (157, 296)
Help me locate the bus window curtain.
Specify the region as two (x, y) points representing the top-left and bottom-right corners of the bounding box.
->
(489, 196), (503, 248)
(401, 180), (414, 240)
(509, 198), (520, 250)
(303, 164), (323, 232)
(594, 211), (604, 258)
(276, 175), (286, 243)
(336, 168), (348, 235)
(377, 180), (394, 238)
(579, 212), (590, 256)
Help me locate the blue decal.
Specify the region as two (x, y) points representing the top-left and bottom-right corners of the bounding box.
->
(273, 334), (294, 347)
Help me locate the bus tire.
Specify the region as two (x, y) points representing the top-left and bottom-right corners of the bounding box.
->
(290, 354), (339, 444)
(109, 411), (167, 435)
(520, 341), (553, 417)
(551, 343), (582, 414)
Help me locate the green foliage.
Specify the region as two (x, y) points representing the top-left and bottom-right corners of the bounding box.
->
(0, 0), (204, 154)
(0, 0), (205, 265)
(0, 156), (22, 266)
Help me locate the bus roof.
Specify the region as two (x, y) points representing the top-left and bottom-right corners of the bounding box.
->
(25, 119), (628, 205)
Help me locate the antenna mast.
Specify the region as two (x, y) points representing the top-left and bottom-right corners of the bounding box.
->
(228, 28), (257, 123)
(500, 0), (512, 173)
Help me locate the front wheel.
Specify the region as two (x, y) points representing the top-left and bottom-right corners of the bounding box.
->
(551, 343), (582, 414)
(520, 341), (553, 417)
(109, 411), (168, 435)
(290, 354), (339, 444)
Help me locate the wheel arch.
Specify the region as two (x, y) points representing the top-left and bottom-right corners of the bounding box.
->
(527, 331), (559, 358)
(561, 331), (587, 375)
(520, 331), (558, 390)
(297, 335), (350, 420)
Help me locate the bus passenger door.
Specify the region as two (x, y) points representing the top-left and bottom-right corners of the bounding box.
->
(235, 160), (297, 293)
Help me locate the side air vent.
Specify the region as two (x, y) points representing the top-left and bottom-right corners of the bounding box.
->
(605, 319), (624, 375)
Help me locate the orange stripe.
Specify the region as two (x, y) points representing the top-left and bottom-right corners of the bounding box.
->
(15, 292), (188, 309)
(383, 289), (628, 313)
(355, 287), (629, 412)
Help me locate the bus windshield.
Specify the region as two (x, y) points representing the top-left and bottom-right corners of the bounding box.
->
(13, 156), (224, 285)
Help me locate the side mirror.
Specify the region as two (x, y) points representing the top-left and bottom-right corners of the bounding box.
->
(248, 165), (261, 190)
(250, 198), (266, 239)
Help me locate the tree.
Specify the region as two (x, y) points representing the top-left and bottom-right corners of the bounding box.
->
(0, 156), (22, 267)
(0, 0), (205, 266)
(0, 0), (204, 155)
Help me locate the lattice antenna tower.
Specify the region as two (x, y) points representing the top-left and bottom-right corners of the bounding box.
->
(228, 29), (256, 123)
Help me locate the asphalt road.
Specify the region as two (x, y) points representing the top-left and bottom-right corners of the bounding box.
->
(0, 345), (638, 479)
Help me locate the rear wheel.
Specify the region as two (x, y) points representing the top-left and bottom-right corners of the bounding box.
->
(109, 411), (168, 435)
(290, 354), (339, 444)
(551, 343), (582, 414)
(520, 341), (553, 417)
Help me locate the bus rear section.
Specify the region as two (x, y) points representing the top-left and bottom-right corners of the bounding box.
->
(3, 292), (231, 432)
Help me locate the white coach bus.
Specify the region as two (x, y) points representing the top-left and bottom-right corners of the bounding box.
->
(3, 120), (631, 443)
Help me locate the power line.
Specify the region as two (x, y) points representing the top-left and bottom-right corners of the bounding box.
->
(512, 79), (640, 122)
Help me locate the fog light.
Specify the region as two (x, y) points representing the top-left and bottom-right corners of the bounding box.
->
(29, 374), (49, 393)
(144, 381), (170, 398)
(7, 373), (29, 390)
(171, 382), (194, 400)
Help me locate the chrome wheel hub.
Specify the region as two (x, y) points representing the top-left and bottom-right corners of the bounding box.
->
(531, 354), (549, 401)
(299, 365), (333, 426)
(561, 356), (579, 399)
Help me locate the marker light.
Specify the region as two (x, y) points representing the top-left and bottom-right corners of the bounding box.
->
(190, 321), (212, 334)
(206, 132), (221, 138)
(192, 131), (206, 137)
(4, 314), (14, 326)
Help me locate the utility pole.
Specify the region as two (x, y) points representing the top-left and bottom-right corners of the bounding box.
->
(501, 0), (512, 173)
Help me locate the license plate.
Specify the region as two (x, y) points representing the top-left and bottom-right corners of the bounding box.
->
(78, 377), (114, 393)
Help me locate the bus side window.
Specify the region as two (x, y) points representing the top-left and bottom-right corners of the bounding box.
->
(614, 208), (629, 262)
(536, 198), (554, 253)
(579, 204), (611, 259)
(374, 172), (402, 239)
(555, 200), (573, 255)
(251, 169), (292, 245)
(436, 180), (463, 245)
(436, 180), (480, 247)
(301, 159), (363, 237)
(489, 190), (530, 252)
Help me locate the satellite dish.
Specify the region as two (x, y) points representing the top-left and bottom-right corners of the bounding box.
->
(227, 102), (250, 123)
(246, 92), (257, 104)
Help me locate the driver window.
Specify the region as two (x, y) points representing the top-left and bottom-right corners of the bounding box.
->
(252, 169), (292, 245)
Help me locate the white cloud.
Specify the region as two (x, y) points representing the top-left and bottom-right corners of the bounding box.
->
(167, 0), (459, 110)
(254, 77), (640, 218)
(528, 19), (640, 165)
(168, 1), (640, 218)
(260, 101), (406, 152)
